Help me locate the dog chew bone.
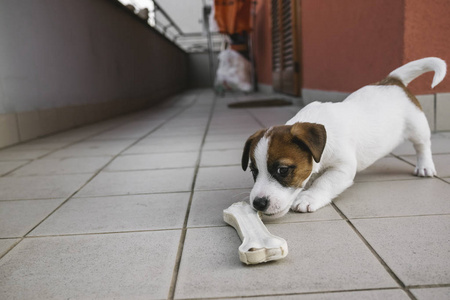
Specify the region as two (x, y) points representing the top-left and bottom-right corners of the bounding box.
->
(223, 201), (288, 265)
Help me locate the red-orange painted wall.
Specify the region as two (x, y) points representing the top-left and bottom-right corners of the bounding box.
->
(301, 0), (404, 93)
(252, 0), (272, 85)
(404, 0), (450, 94)
(252, 0), (450, 94)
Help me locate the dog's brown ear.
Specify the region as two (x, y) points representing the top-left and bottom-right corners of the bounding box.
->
(242, 129), (267, 171)
(290, 122), (327, 163)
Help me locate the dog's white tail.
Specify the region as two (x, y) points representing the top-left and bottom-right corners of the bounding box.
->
(389, 57), (447, 88)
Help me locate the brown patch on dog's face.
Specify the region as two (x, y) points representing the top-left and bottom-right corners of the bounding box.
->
(266, 126), (314, 188)
(242, 123), (326, 188)
(375, 76), (422, 110)
(242, 129), (267, 179)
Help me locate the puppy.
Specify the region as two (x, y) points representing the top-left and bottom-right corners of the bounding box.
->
(242, 57), (446, 218)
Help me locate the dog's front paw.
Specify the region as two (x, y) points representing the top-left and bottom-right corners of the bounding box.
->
(291, 194), (321, 213)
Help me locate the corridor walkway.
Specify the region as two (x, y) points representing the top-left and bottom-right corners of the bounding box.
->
(0, 90), (449, 299)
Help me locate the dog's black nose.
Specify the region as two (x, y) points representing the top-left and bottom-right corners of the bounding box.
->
(253, 197), (269, 211)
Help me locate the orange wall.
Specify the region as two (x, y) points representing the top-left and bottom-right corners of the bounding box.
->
(301, 0), (404, 92)
(253, 0), (450, 94)
(404, 0), (450, 94)
(253, 0), (272, 85)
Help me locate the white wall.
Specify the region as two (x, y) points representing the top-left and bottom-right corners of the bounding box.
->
(188, 52), (218, 88)
(0, 0), (188, 147)
(0, 0), (188, 114)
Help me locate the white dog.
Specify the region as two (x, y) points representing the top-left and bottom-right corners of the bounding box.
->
(242, 57), (446, 218)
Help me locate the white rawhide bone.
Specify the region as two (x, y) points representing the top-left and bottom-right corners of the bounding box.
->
(223, 201), (288, 265)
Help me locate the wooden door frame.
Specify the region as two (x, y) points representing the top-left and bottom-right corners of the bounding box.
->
(271, 0), (302, 96)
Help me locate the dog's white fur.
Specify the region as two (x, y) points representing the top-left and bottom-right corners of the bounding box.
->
(249, 57), (446, 218)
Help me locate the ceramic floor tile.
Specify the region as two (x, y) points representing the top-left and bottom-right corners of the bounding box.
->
(202, 138), (246, 150)
(40, 129), (100, 143)
(0, 161), (28, 176)
(88, 122), (160, 140)
(208, 122), (259, 132)
(188, 189), (341, 228)
(76, 168), (195, 197)
(0, 239), (19, 257)
(401, 154), (450, 177)
(411, 287), (450, 300)
(7, 140), (69, 151)
(0, 231), (181, 300)
(124, 136), (203, 154)
(0, 149), (50, 161)
(175, 222), (396, 299)
(150, 127), (207, 137)
(392, 136), (450, 155)
(354, 157), (416, 182)
(106, 152), (198, 171)
(335, 179), (450, 218)
(0, 174), (92, 200)
(0, 199), (65, 238)
(222, 289), (410, 300)
(204, 132), (250, 141)
(47, 140), (134, 158)
(262, 205), (342, 224)
(207, 126), (262, 136)
(10, 156), (111, 176)
(30, 193), (190, 236)
(188, 189), (250, 227)
(200, 149), (242, 167)
(195, 166), (254, 190)
(353, 215), (450, 286)
(254, 112), (294, 125)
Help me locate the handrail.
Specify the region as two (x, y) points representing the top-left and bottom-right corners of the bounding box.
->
(117, 0), (221, 52)
(152, 1), (183, 35)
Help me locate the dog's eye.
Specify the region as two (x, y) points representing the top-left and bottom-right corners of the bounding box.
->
(277, 166), (290, 177)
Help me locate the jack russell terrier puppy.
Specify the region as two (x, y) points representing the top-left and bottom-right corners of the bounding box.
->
(242, 57), (446, 219)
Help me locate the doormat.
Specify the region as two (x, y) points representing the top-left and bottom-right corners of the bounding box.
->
(227, 98), (292, 108)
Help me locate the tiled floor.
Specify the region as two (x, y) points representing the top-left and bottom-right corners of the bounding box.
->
(1, 90), (450, 300)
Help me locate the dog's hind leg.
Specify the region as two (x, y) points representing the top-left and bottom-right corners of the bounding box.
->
(407, 111), (436, 177)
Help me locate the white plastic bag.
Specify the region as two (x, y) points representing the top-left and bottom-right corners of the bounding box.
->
(215, 49), (252, 92)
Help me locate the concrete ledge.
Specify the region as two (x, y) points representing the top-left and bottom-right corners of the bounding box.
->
(0, 114), (20, 149)
(0, 98), (155, 150)
(257, 83), (274, 94)
(437, 93), (450, 131)
(301, 88), (351, 105)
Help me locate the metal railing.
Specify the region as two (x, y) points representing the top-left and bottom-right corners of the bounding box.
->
(119, 0), (223, 53)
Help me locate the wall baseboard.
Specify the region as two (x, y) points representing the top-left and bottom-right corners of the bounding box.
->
(0, 97), (161, 150)
(301, 88), (351, 104)
(257, 83), (273, 94)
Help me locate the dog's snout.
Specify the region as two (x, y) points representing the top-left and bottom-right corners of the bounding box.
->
(253, 197), (269, 211)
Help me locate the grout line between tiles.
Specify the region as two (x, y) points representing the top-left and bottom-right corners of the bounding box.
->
(69, 187), (250, 200)
(19, 227), (183, 239)
(407, 283), (450, 289)
(0, 197), (66, 203)
(0, 94), (202, 261)
(0, 122), (129, 178)
(246, 109), (267, 128)
(173, 287), (403, 300)
(391, 153), (450, 185)
(168, 93), (217, 300)
(331, 202), (418, 300)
